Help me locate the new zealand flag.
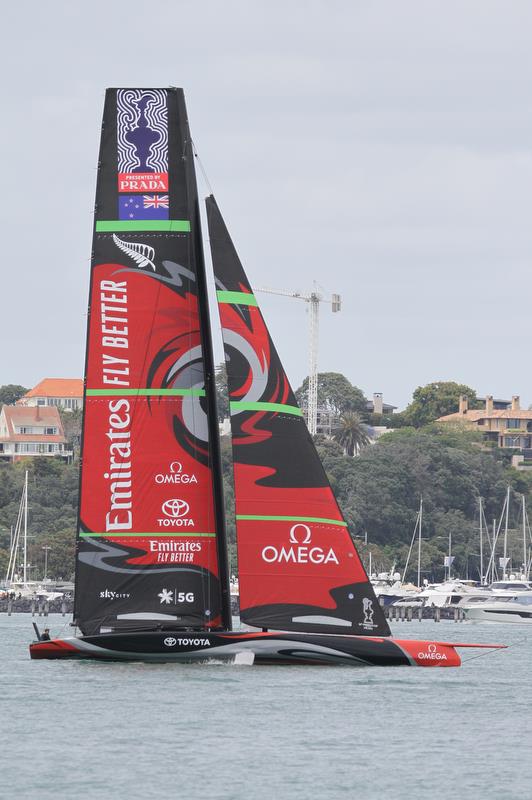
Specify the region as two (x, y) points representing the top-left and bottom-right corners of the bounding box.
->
(119, 195), (169, 220)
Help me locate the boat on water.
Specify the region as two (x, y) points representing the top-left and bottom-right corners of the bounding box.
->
(389, 580), (487, 609)
(29, 87), (503, 666)
(416, 580), (487, 608)
(4, 471), (64, 602)
(370, 572), (420, 606)
(461, 593), (532, 623)
(488, 579), (532, 595)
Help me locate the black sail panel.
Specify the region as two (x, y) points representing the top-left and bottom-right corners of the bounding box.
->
(74, 90), (229, 635)
(207, 195), (390, 637)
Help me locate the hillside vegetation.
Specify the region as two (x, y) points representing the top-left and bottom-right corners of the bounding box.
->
(1, 376), (530, 583)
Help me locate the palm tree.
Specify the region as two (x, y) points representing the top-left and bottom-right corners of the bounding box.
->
(333, 412), (371, 456)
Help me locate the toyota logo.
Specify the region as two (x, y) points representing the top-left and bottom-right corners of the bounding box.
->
(164, 637), (177, 647)
(162, 499), (190, 518)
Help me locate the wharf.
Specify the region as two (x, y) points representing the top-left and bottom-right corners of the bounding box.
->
(0, 597), (73, 616)
(383, 604), (466, 622)
(0, 597), (465, 622)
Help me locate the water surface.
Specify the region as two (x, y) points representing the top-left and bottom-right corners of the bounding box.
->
(1, 615), (530, 799)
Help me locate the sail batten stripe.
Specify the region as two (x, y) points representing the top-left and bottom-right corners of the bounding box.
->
(216, 290), (258, 306)
(95, 220), (191, 232)
(236, 514), (348, 527)
(86, 388), (205, 397)
(230, 401), (303, 416)
(80, 532), (217, 538)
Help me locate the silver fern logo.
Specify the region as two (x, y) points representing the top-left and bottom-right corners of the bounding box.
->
(112, 234), (156, 271)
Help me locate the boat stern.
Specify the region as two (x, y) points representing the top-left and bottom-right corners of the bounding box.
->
(393, 639), (506, 667)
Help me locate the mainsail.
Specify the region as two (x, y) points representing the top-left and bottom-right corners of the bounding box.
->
(74, 89), (230, 635)
(207, 195), (390, 637)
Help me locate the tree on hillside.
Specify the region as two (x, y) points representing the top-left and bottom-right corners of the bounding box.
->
(59, 408), (83, 457)
(0, 384), (28, 409)
(331, 425), (527, 551)
(333, 412), (371, 456)
(296, 373), (367, 416)
(403, 381), (480, 428)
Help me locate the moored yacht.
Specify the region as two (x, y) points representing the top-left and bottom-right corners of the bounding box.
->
(461, 593), (532, 623)
(370, 571), (420, 606)
(488, 580), (532, 595)
(416, 580), (487, 608)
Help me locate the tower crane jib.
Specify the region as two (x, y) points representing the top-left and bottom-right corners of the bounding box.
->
(255, 284), (341, 435)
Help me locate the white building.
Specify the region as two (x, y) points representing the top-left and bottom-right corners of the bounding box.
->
(0, 405), (72, 462)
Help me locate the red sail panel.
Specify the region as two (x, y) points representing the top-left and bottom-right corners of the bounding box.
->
(207, 195), (390, 636)
(74, 89), (224, 635)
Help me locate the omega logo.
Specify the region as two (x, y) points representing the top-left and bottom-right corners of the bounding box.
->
(155, 462), (198, 485)
(261, 524), (339, 566)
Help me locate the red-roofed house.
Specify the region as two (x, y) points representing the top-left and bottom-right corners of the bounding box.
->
(0, 406), (72, 462)
(17, 378), (83, 411)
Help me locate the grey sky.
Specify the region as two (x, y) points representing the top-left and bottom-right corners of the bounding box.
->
(2, 1), (531, 409)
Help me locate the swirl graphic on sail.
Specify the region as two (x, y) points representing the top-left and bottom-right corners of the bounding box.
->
(207, 195), (390, 637)
(74, 89), (228, 636)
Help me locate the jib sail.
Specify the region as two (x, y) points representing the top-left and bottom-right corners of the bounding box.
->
(74, 89), (230, 636)
(207, 195), (390, 637)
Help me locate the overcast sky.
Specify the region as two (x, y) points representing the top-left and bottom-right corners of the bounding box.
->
(2, 1), (531, 409)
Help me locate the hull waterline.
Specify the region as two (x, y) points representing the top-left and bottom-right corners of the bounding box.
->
(464, 607), (532, 623)
(29, 630), (504, 667)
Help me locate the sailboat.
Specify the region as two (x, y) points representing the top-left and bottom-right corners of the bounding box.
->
(30, 87), (502, 666)
(6, 471), (62, 601)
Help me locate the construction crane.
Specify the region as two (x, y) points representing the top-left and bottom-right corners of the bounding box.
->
(256, 283), (341, 435)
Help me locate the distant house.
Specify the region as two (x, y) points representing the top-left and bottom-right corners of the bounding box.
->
(365, 393), (397, 416)
(17, 378), (83, 411)
(0, 405), (72, 462)
(438, 395), (532, 467)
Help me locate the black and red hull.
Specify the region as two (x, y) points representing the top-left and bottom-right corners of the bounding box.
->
(29, 630), (502, 667)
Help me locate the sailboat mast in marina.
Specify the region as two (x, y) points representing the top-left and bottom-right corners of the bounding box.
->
(5, 471), (29, 593)
(30, 87), (503, 666)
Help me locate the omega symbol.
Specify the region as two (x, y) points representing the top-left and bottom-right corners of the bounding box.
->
(289, 524), (312, 544)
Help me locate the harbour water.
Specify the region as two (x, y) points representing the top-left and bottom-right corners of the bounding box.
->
(2, 614), (531, 799)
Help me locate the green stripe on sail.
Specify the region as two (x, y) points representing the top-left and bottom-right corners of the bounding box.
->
(80, 532), (217, 538)
(95, 220), (191, 232)
(86, 388), (205, 397)
(216, 290), (258, 306)
(236, 515), (348, 527)
(230, 401), (303, 417)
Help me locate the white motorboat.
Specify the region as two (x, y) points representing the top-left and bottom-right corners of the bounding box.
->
(461, 593), (532, 623)
(488, 580), (532, 595)
(416, 580), (487, 608)
(371, 572), (420, 606)
(4, 581), (64, 602)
